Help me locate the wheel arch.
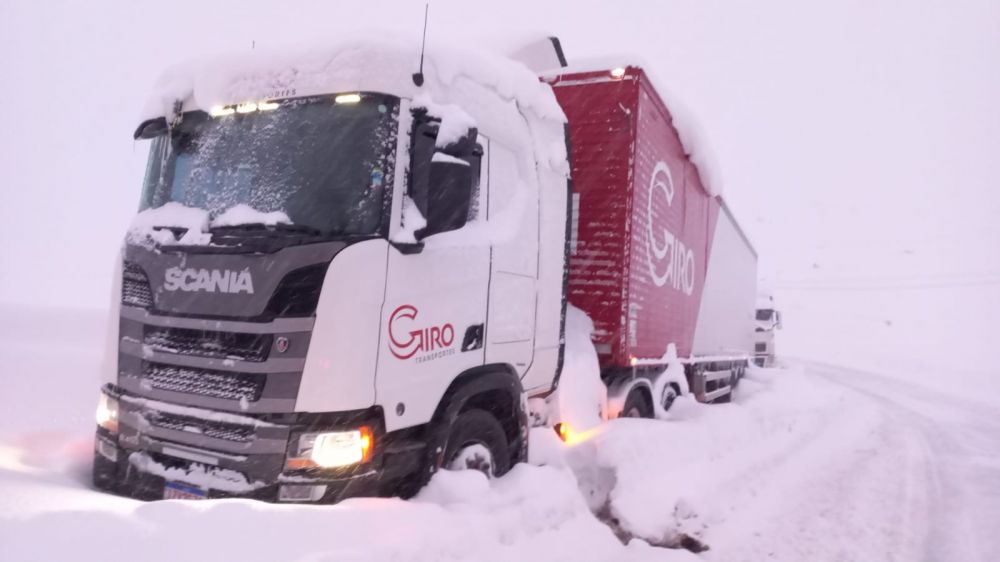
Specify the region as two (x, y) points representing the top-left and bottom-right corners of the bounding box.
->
(427, 363), (527, 468)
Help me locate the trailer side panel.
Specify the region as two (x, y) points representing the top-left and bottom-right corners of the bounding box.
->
(692, 200), (757, 357)
(551, 72), (638, 366)
(626, 71), (720, 360)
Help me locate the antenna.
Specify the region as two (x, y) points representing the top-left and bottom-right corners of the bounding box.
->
(412, 4), (429, 86)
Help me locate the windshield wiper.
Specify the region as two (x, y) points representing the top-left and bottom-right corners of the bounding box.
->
(210, 223), (325, 236)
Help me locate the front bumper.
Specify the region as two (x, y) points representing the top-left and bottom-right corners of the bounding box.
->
(92, 389), (424, 503)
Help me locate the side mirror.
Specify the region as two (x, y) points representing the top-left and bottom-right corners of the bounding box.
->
(415, 153), (473, 240)
(406, 114), (479, 242)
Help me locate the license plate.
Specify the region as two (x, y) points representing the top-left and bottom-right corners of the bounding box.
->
(163, 481), (207, 500)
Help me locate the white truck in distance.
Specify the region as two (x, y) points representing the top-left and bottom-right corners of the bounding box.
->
(754, 292), (782, 367)
(93, 38), (757, 503)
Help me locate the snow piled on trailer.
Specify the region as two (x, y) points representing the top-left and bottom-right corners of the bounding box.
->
(542, 56), (725, 198)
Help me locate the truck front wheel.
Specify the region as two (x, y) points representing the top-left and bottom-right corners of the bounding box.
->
(444, 409), (511, 478)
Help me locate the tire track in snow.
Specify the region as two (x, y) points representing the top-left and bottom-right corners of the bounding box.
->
(701, 366), (930, 562)
(806, 361), (1000, 562)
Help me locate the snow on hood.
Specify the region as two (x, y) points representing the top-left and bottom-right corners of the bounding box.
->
(128, 203), (292, 246)
(211, 204), (290, 227)
(128, 202), (212, 246)
(542, 56), (725, 198)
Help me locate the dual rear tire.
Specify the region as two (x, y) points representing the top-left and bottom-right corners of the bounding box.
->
(621, 387), (655, 418)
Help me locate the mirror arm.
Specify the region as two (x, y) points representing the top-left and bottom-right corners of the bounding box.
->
(390, 241), (425, 255)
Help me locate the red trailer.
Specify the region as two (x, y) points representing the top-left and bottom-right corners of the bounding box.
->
(546, 64), (757, 408)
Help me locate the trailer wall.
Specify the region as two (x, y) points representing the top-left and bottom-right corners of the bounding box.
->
(691, 201), (757, 357)
(551, 67), (729, 368)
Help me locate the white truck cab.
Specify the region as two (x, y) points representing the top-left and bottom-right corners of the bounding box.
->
(754, 292), (782, 367)
(93, 41), (570, 502)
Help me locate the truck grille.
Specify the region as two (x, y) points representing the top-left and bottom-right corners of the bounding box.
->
(143, 327), (272, 362)
(145, 362), (266, 402)
(145, 410), (255, 443)
(122, 263), (153, 308)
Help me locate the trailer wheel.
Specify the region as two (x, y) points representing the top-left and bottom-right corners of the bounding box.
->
(444, 409), (511, 478)
(621, 387), (654, 419)
(661, 384), (679, 412)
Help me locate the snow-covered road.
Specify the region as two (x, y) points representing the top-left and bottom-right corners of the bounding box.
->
(806, 361), (1000, 562)
(693, 360), (1000, 562)
(0, 307), (996, 561)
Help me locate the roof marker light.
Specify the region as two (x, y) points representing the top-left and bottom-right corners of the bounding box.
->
(610, 67), (626, 79)
(335, 93), (362, 104)
(209, 105), (235, 117)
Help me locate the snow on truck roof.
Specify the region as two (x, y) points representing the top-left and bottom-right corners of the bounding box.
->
(141, 39), (569, 172)
(540, 55), (725, 198)
(143, 39), (565, 122)
(141, 39), (721, 196)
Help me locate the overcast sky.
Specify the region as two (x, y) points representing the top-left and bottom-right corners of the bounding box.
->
(1, 0), (997, 363)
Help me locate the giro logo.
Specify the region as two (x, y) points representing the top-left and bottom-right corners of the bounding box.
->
(646, 161), (696, 296)
(163, 267), (255, 294)
(388, 304), (456, 361)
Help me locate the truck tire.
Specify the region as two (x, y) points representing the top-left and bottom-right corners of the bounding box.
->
(661, 384), (679, 412)
(621, 387), (654, 418)
(444, 409), (511, 478)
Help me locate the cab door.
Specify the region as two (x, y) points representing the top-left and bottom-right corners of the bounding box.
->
(484, 140), (538, 376)
(377, 112), (490, 432)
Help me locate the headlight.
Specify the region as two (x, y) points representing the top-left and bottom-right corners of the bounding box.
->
(286, 427), (373, 470)
(96, 392), (119, 434)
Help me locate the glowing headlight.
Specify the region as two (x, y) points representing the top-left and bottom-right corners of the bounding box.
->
(286, 427), (373, 469)
(334, 93), (362, 104)
(96, 392), (119, 434)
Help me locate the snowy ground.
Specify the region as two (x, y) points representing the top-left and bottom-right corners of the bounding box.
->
(1, 305), (997, 561)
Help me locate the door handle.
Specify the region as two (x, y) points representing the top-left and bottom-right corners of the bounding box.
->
(461, 324), (484, 352)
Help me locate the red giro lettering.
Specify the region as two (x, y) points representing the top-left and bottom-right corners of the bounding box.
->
(388, 305), (455, 360)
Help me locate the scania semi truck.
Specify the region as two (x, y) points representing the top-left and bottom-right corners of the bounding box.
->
(93, 38), (756, 503)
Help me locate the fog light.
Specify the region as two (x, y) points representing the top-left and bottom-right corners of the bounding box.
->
(95, 436), (118, 462)
(96, 392), (119, 434)
(278, 484), (328, 502)
(286, 427), (373, 469)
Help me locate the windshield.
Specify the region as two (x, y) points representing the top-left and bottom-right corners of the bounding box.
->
(139, 94), (399, 236)
(756, 309), (775, 321)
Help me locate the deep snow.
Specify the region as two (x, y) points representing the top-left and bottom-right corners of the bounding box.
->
(2, 305), (998, 561)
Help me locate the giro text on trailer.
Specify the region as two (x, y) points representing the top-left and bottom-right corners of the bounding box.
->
(93, 37), (757, 503)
